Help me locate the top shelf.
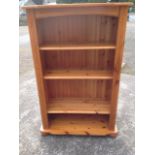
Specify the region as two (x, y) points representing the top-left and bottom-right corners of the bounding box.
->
(40, 43), (116, 51)
(22, 3), (133, 10)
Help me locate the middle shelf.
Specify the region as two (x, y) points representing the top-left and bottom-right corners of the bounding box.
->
(47, 98), (110, 114)
(44, 70), (113, 80)
(39, 43), (116, 51)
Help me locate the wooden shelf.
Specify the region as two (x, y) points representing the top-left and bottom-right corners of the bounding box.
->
(40, 43), (116, 51)
(43, 115), (113, 136)
(44, 70), (113, 80)
(47, 98), (110, 114)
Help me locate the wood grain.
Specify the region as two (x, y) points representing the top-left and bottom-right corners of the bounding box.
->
(46, 114), (110, 136)
(27, 10), (48, 129)
(35, 7), (119, 18)
(46, 80), (112, 100)
(44, 70), (113, 80)
(40, 43), (116, 51)
(22, 2), (132, 9)
(109, 7), (129, 130)
(37, 15), (118, 45)
(42, 50), (114, 71)
(47, 98), (110, 114)
(25, 3), (131, 136)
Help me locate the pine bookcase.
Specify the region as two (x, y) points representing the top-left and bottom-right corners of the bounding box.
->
(23, 2), (132, 137)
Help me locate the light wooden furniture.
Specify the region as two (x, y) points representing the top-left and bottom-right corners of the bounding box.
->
(23, 2), (132, 137)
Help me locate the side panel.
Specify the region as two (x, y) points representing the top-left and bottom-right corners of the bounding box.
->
(109, 7), (128, 130)
(27, 10), (48, 129)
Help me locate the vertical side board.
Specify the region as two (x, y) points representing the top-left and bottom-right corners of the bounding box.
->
(27, 10), (48, 129)
(109, 6), (128, 130)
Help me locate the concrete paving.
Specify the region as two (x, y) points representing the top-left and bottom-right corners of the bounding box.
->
(19, 21), (135, 155)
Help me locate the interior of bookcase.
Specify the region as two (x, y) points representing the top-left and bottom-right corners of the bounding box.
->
(37, 15), (118, 45)
(47, 114), (110, 135)
(36, 14), (118, 134)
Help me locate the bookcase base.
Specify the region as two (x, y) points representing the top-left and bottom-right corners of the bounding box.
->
(40, 126), (118, 137)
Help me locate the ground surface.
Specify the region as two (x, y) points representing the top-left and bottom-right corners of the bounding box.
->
(19, 21), (135, 155)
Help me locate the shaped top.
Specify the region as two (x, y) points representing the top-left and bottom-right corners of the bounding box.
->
(22, 2), (133, 10)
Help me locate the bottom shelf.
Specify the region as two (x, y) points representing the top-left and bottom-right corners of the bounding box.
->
(41, 114), (117, 136)
(47, 98), (110, 114)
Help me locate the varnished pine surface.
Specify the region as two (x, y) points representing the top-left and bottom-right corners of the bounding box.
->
(44, 70), (113, 80)
(23, 2), (133, 10)
(47, 98), (110, 114)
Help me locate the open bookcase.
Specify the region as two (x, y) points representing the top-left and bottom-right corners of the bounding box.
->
(23, 2), (132, 136)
